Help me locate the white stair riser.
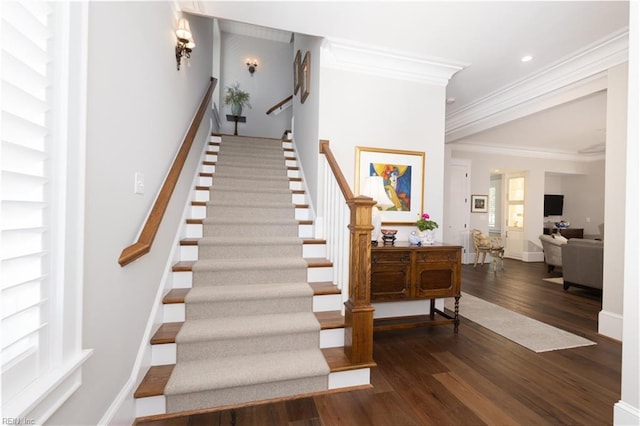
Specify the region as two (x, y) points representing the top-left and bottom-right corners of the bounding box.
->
(202, 164), (215, 173)
(313, 294), (342, 312)
(181, 238), (320, 260)
(152, 343), (177, 365)
(171, 265), (330, 288)
(199, 176), (213, 186)
(150, 328), (343, 366)
(298, 224), (314, 238)
(195, 190), (210, 202)
(308, 266), (333, 283)
(185, 224), (202, 238)
(328, 368), (370, 390)
(295, 207), (310, 220)
(302, 244), (327, 258)
(287, 170), (301, 178)
(190, 205), (206, 219)
(190, 204), (306, 221)
(135, 367), (372, 418)
(163, 292), (340, 323)
(180, 245), (198, 261)
(319, 328), (345, 349)
(136, 395), (165, 418)
(172, 271), (192, 288)
(164, 303), (185, 322)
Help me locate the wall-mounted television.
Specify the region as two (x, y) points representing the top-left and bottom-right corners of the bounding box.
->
(544, 194), (564, 217)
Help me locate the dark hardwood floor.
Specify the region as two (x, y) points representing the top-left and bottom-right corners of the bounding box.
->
(137, 259), (621, 426)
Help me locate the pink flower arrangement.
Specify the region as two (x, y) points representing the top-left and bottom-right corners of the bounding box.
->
(416, 213), (439, 231)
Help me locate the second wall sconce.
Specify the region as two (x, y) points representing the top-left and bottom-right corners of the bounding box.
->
(246, 59), (258, 75)
(175, 18), (196, 71)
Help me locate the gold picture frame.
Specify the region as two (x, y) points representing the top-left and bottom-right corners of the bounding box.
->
(293, 50), (301, 95)
(300, 51), (310, 104)
(355, 146), (425, 225)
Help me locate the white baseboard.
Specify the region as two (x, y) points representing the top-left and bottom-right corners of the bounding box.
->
(614, 400), (640, 425)
(523, 251), (545, 262)
(598, 310), (623, 341)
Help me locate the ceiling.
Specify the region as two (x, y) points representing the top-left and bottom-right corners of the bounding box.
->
(198, 1), (630, 157)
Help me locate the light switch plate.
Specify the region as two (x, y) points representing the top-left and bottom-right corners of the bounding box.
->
(134, 172), (144, 194)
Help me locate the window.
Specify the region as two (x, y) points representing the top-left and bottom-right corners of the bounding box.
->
(507, 176), (525, 228)
(1, 1), (91, 421)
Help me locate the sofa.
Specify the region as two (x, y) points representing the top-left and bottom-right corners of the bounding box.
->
(539, 234), (567, 272)
(561, 238), (604, 291)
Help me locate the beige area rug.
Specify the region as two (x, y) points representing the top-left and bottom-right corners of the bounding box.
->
(445, 292), (596, 353)
(543, 277), (564, 285)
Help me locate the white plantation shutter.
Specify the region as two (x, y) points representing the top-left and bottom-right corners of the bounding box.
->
(1, 1), (91, 420)
(1, 0), (53, 400)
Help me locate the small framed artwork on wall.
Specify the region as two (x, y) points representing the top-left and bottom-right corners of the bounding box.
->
(471, 194), (488, 213)
(300, 51), (311, 104)
(293, 50), (301, 95)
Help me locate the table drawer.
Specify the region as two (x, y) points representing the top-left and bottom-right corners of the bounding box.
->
(372, 251), (411, 264)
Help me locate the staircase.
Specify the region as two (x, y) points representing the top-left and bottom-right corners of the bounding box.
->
(133, 134), (373, 421)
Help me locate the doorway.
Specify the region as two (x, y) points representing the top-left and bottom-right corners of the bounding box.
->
(504, 173), (526, 260)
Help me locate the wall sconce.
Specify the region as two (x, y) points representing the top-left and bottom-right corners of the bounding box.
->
(175, 18), (196, 71)
(246, 59), (258, 75)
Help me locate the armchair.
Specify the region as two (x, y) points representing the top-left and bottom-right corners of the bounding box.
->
(471, 229), (504, 272)
(538, 234), (567, 273)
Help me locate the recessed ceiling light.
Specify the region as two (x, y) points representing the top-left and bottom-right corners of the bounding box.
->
(521, 55), (533, 62)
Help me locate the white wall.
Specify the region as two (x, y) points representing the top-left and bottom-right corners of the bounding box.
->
(561, 162), (606, 237)
(600, 62), (628, 339)
(219, 32), (292, 138)
(317, 61), (447, 242)
(616, 2), (640, 423)
(291, 34), (323, 208)
(46, 3), (213, 425)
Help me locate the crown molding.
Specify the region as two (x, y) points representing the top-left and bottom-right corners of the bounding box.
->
(448, 141), (605, 162)
(321, 38), (468, 86)
(446, 28), (629, 141)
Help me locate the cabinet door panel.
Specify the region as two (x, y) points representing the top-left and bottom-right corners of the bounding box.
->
(414, 263), (458, 298)
(371, 265), (411, 301)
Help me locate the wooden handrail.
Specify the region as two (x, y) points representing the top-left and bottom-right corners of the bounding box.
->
(119, 77), (217, 266)
(319, 140), (354, 200)
(266, 95), (293, 115)
(319, 139), (374, 365)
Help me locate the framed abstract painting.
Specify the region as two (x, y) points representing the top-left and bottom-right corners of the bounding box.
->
(355, 146), (425, 225)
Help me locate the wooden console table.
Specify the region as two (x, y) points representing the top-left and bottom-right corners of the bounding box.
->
(371, 242), (462, 332)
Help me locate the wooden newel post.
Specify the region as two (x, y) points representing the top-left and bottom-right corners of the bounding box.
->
(344, 195), (376, 364)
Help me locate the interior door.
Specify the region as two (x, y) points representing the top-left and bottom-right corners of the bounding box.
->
(445, 159), (470, 262)
(504, 173), (525, 259)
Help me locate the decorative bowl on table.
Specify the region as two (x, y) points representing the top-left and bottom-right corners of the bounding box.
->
(380, 229), (397, 245)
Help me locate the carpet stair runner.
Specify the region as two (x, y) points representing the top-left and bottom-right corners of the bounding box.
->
(162, 135), (330, 413)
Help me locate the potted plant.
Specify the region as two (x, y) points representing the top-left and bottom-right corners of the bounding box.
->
(224, 82), (251, 116)
(416, 213), (438, 245)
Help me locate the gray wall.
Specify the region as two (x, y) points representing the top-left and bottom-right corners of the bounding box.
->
(47, 3), (213, 424)
(219, 32), (293, 138)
